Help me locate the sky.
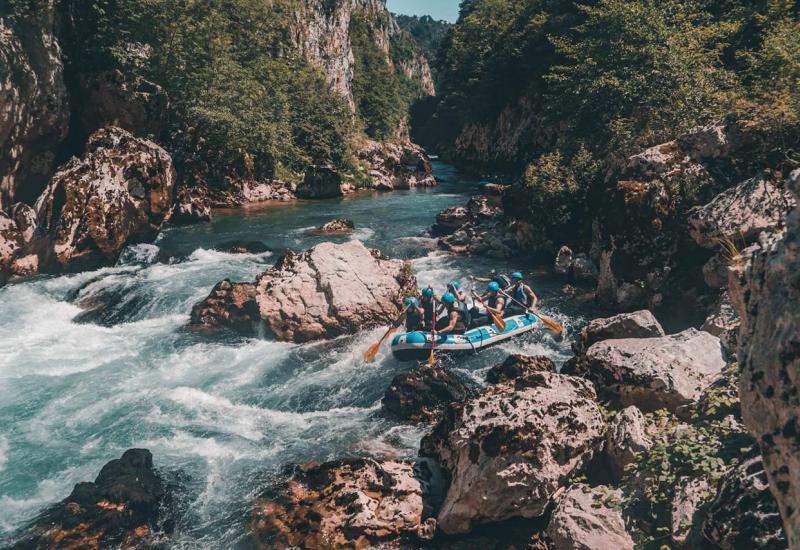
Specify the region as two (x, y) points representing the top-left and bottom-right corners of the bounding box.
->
(386, 0), (460, 22)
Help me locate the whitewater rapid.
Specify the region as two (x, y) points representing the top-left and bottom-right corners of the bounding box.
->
(0, 163), (585, 547)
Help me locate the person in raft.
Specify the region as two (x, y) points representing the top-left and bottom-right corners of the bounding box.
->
(436, 292), (471, 335)
(504, 271), (539, 316)
(404, 297), (424, 332)
(470, 281), (506, 327)
(419, 287), (442, 330)
(447, 280), (468, 302)
(470, 269), (512, 291)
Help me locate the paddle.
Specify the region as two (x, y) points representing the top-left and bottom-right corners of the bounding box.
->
(500, 289), (563, 334)
(364, 305), (410, 362)
(423, 299), (437, 366)
(471, 291), (507, 332)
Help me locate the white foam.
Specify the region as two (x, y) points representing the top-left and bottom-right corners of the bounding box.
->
(0, 435), (8, 472)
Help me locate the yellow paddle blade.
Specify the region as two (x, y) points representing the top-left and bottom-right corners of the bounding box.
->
(491, 312), (507, 332)
(363, 326), (398, 363)
(537, 312), (563, 334)
(423, 349), (436, 367)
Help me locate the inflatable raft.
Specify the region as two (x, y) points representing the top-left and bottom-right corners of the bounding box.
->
(390, 313), (540, 361)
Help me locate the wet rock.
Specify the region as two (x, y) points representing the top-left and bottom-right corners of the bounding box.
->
(702, 455), (787, 549)
(358, 140), (436, 190)
(296, 165), (343, 199)
(431, 205), (469, 236)
(10, 253), (39, 277)
(421, 371), (605, 534)
(485, 354), (555, 384)
(555, 246), (598, 282)
(214, 240), (270, 254)
(9, 202), (38, 243)
(701, 291), (739, 353)
(687, 174), (795, 249)
(0, 211), (22, 283)
(584, 328), (725, 414)
(546, 484), (634, 550)
(732, 168), (800, 546)
(169, 187), (211, 225)
(190, 279), (260, 334)
(12, 449), (167, 549)
(606, 406), (652, 480)
(34, 126), (176, 272)
(574, 310), (665, 356)
(382, 364), (475, 423)
(310, 218), (355, 235)
(0, 3), (70, 207)
(672, 476), (712, 548)
(250, 458), (443, 549)
(437, 196), (515, 258)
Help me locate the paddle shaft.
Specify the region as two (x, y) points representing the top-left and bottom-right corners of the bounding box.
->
(499, 289), (562, 333)
(471, 291), (506, 331)
(427, 300), (437, 364)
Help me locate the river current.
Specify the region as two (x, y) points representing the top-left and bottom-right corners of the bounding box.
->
(0, 162), (587, 547)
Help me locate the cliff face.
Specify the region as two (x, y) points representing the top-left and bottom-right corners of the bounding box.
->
(0, 0), (70, 209)
(730, 168), (800, 547)
(294, 0), (434, 109)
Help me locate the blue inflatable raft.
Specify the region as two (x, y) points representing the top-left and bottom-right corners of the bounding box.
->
(390, 313), (541, 361)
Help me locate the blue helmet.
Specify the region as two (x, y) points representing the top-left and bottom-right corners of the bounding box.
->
(422, 287), (434, 298)
(511, 271), (524, 280)
(488, 281), (500, 292)
(449, 280), (460, 290)
(442, 292), (456, 305)
(405, 297), (419, 307)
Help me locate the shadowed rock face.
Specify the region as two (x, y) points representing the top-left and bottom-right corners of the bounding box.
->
(189, 279), (260, 334)
(547, 484), (634, 550)
(731, 169), (800, 547)
(0, 1), (70, 208)
(584, 328), (725, 414)
(250, 458), (444, 549)
(382, 363), (476, 423)
(606, 405), (652, 480)
(11, 449), (167, 549)
(421, 371), (605, 534)
(34, 126), (176, 272)
(573, 310), (665, 356)
(703, 455), (787, 549)
(485, 354), (555, 385)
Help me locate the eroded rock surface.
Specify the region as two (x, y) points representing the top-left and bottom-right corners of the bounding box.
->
(703, 455), (787, 549)
(382, 363), (475, 423)
(311, 218), (355, 235)
(250, 458), (443, 549)
(702, 291), (739, 353)
(358, 140), (435, 190)
(485, 354), (555, 385)
(0, 211), (22, 283)
(421, 371), (604, 534)
(12, 449), (167, 549)
(672, 476), (712, 548)
(546, 484), (634, 550)
(34, 126), (176, 271)
(574, 310), (665, 356)
(296, 165), (344, 199)
(189, 279), (260, 334)
(585, 328), (725, 414)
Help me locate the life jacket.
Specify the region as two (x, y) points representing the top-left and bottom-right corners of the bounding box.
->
(486, 293), (505, 311)
(493, 273), (512, 290)
(448, 300), (471, 331)
(511, 284), (530, 307)
(406, 307), (422, 331)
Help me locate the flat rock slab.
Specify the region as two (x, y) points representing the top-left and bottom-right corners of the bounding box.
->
(585, 328), (725, 413)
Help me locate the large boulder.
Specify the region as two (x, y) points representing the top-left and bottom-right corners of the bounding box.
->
(431, 205), (469, 236)
(702, 455), (787, 549)
(584, 328), (725, 414)
(169, 186), (212, 225)
(250, 458), (443, 549)
(0, 3), (70, 207)
(296, 165), (344, 199)
(606, 406), (652, 480)
(34, 126), (176, 271)
(688, 174), (795, 249)
(192, 240), (416, 342)
(574, 310), (665, 356)
(382, 364), (475, 423)
(546, 484), (634, 550)
(189, 279), (260, 334)
(358, 140), (436, 191)
(309, 218), (354, 235)
(420, 371), (605, 534)
(485, 354), (555, 384)
(11, 449), (167, 548)
(732, 168), (800, 546)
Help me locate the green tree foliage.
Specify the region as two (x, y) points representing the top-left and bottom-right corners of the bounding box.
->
(393, 14), (451, 83)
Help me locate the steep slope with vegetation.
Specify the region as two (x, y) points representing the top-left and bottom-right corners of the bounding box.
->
(393, 14), (451, 85)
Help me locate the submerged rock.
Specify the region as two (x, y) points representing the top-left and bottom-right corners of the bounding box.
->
(421, 371), (604, 534)
(382, 363), (475, 423)
(12, 449), (167, 549)
(585, 328), (725, 414)
(546, 484), (634, 550)
(310, 218), (355, 235)
(34, 126), (176, 272)
(485, 354), (555, 384)
(190, 279), (260, 334)
(192, 240), (416, 342)
(250, 458), (443, 549)
(702, 455), (787, 549)
(606, 406), (652, 480)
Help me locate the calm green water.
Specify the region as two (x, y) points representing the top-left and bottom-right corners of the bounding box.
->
(0, 162), (587, 547)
